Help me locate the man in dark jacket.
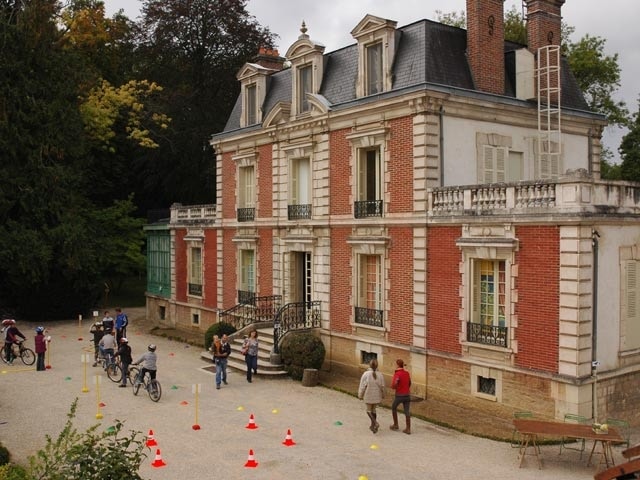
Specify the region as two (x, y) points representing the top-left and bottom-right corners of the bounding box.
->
(214, 334), (231, 389)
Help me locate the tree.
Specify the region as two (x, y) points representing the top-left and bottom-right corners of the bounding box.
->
(131, 0), (277, 209)
(619, 99), (640, 182)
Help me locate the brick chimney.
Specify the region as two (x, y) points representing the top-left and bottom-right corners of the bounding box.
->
(524, 0), (565, 53)
(466, 0), (505, 95)
(253, 47), (286, 72)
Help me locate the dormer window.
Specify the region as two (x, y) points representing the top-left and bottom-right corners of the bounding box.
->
(286, 22), (325, 117)
(246, 84), (257, 125)
(297, 64), (313, 113)
(366, 42), (383, 95)
(351, 15), (397, 99)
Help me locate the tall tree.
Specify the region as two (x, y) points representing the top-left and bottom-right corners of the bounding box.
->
(619, 99), (640, 182)
(132, 0), (276, 209)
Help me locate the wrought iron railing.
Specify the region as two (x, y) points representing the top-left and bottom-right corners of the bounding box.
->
(219, 295), (282, 331)
(237, 207), (255, 222)
(354, 306), (383, 328)
(288, 204), (312, 220)
(273, 301), (322, 354)
(354, 200), (383, 218)
(466, 322), (508, 348)
(188, 283), (202, 296)
(237, 290), (255, 305)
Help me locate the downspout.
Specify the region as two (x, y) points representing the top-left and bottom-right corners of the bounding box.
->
(591, 228), (600, 421)
(439, 106), (445, 186)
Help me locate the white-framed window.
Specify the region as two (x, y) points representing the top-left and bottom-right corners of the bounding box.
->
(473, 259), (506, 328)
(365, 42), (383, 95)
(239, 165), (255, 209)
(240, 249), (255, 293)
(297, 64), (312, 113)
(458, 233), (516, 351)
(288, 156), (311, 219)
(245, 83), (257, 125)
(188, 246), (202, 297)
(355, 147), (382, 217)
(354, 254), (383, 327)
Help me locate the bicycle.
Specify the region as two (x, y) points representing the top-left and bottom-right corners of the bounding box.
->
(98, 351), (121, 383)
(132, 368), (161, 402)
(1, 341), (35, 366)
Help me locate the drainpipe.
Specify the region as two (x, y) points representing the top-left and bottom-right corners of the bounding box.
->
(591, 228), (600, 421)
(439, 106), (445, 187)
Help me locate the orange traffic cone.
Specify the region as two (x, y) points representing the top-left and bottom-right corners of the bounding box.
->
(151, 449), (166, 468)
(146, 429), (157, 447)
(245, 413), (258, 429)
(244, 449), (258, 468)
(282, 428), (296, 446)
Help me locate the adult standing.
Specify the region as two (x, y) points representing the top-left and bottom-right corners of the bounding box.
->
(242, 330), (259, 383)
(358, 358), (385, 433)
(34, 326), (47, 371)
(114, 308), (128, 343)
(214, 334), (231, 389)
(102, 310), (114, 334)
(389, 358), (412, 434)
(114, 337), (132, 387)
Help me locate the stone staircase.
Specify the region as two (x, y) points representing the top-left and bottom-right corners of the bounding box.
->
(200, 326), (287, 378)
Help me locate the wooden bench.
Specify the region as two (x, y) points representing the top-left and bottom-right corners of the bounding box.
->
(595, 445), (640, 480)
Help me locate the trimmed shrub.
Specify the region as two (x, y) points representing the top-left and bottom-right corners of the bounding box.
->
(0, 463), (29, 480)
(203, 322), (237, 350)
(280, 332), (325, 380)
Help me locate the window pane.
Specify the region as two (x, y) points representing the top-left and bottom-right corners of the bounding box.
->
(246, 84), (256, 125)
(366, 43), (382, 95)
(476, 259), (506, 327)
(298, 65), (312, 113)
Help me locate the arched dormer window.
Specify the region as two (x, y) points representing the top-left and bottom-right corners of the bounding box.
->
(350, 14), (397, 98)
(285, 21), (325, 117)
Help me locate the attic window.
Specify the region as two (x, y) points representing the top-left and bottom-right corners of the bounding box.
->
(298, 64), (312, 113)
(366, 42), (383, 95)
(246, 84), (257, 125)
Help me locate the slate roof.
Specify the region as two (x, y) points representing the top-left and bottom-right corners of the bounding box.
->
(220, 18), (591, 135)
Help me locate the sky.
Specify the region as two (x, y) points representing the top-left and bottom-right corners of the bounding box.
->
(103, 0), (639, 160)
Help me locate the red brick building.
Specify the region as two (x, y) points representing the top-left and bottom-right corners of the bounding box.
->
(145, 0), (640, 422)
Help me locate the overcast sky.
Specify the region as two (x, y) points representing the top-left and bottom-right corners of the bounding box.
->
(103, 0), (639, 159)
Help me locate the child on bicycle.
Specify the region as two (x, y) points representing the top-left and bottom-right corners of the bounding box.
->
(3, 320), (26, 365)
(98, 329), (117, 368)
(89, 320), (104, 367)
(132, 344), (157, 385)
(114, 337), (132, 387)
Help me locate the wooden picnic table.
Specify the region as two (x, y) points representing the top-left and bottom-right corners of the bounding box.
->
(513, 418), (624, 470)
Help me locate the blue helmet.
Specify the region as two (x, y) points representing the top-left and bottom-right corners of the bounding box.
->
(35, 326), (44, 333)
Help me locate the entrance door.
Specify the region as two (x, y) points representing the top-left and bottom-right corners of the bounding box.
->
(289, 252), (312, 304)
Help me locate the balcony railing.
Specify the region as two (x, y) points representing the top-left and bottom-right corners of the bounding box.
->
(354, 306), (383, 328)
(237, 207), (255, 222)
(466, 322), (507, 348)
(170, 203), (217, 225)
(354, 200), (383, 218)
(188, 283), (202, 297)
(428, 174), (640, 218)
(288, 204), (312, 220)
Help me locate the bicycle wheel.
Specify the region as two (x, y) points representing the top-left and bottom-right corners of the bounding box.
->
(128, 367), (140, 386)
(106, 363), (121, 382)
(20, 347), (35, 366)
(148, 380), (161, 402)
(133, 374), (144, 396)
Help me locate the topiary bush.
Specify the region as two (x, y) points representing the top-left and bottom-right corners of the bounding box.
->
(203, 322), (237, 350)
(280, 332), (325, 380)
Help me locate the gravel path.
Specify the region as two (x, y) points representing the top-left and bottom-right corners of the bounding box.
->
(0, 318), (613, 479)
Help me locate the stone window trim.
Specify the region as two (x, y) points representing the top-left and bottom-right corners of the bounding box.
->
(236, 64), (271, 128)
(457, 227), (519, 355)
(285, 33), (325, 117)
(470, 365), (503, 402)
(349, 238), (389, 332)
(620, 244), (640, 354)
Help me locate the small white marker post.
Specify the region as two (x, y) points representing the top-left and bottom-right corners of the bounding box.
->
(81, 354), (91, 393)
(94, 375), (103, 419)
(192, 384), (201, 430)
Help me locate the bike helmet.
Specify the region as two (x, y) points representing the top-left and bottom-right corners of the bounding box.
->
(35, 326), (44, 333)
(148, 344), (156, 352)
(120, 337), (128, 343)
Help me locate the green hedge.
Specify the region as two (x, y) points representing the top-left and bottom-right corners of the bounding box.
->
(203, 322), (237, 350)
(280, 332), (325, 380)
